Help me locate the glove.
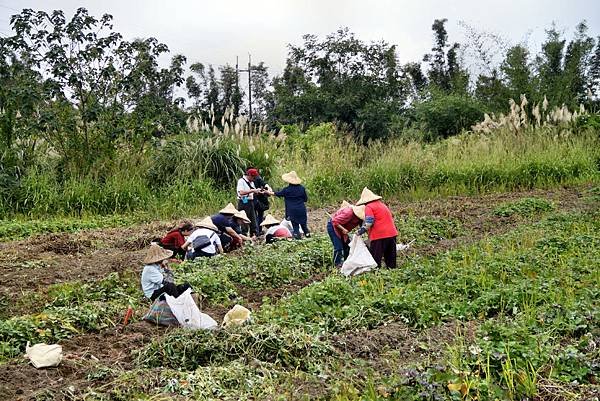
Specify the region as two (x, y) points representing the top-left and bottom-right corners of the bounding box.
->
(357, 226), (367, 236)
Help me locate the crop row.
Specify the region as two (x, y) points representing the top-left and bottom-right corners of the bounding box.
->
(132, 210), (599, 399)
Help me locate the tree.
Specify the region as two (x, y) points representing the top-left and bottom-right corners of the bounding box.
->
(219, 64), (242, 118)
(272, 28), (407, 140)
(248, 62), (273, 122)
(423, 19), (469, 94)
(562, 21), (595, 105)
(4, 8), (187, 170)
(501, 45), (534, 102)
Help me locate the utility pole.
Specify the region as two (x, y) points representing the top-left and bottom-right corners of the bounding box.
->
(239, 53), (253, 122)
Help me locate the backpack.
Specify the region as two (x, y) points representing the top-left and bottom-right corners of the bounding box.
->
(192, 232), (217, 252)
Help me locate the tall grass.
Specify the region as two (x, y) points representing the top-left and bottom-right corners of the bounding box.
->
(293, 126), (599, 204)
(1, 122), (598, 220)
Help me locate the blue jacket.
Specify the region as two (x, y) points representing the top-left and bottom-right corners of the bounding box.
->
(275, 184), (308, 224)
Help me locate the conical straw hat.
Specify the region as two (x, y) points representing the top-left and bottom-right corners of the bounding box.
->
(281, 170), (302, 185)
(351, 205), (366, 221)
(356, 187), (382, 205)
(143, 243), (174, 264)
(260, 214), (280, 226)
(195, 216), (218, 231)
(219, 203), (238, 215)
(234, 209), (251, 223)
(340, 200), (351, 209)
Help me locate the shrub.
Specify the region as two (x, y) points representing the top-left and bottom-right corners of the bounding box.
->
(413, 95), (485, 140)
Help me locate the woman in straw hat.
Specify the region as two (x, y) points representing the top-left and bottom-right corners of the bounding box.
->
(327, 202), (366, 268)
(141, 243), (192, 301)
(267, 170), (310, 239)
(182, 217), (224, 260)
(356, 187), (398, 268)
(260, 214), (293, 244)
(211, 203), (245, 252)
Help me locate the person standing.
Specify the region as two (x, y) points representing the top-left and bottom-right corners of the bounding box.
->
(253, 173), (271, 233)
(237, 168), (261, 236)
(356, 187), (398, 268)
(269, 171), (310, 239)
(327, 203), (365, 268)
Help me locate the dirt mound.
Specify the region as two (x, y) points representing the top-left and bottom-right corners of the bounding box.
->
(333, 320), (478, 364)
(332, 322), (411, 358)
(39, 234), (93, 255)
(114, 235), (160, 251)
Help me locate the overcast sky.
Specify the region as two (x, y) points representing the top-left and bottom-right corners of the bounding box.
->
(1, 0), (599, 80)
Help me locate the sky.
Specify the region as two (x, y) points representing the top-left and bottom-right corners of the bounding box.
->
(1, 0), (599, 81)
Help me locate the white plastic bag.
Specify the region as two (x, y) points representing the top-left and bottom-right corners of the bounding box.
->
(25, 342), (62, 368)
(281, 218), (303, 234)
(222, 304), (251, 327)
(396, 239), (415, 252)
(340, 235), (377, 277)
(165, 288), (218, 330)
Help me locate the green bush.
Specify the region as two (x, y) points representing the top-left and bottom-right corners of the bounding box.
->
(413, 95), (485, 140)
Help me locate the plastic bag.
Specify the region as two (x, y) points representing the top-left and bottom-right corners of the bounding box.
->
(397, 239), (415, 252)
(143, 298), (179, 326)
(280, 219), (303, 234)
(165, 288), (218, 330)
(340, 235), (377, 277)
(222, 304), (251, 327)
(25, 342), (62, 368)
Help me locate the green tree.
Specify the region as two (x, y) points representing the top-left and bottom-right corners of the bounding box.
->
(272, 28), (407, 140)
(563, 22), (595, 105)
(423, 19), (469, 94)
(501, 45), (534, 102)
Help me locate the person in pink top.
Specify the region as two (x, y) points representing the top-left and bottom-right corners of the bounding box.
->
(356, 187), (398, 268)
(327, 201), (365, 268)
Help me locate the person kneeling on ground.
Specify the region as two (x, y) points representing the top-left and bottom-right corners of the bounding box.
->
(356, 187), (398, 268)
(211, 203), (248, 252)
(232, 209), (255, 240)
(183, 217), (224, 260)
(327, 202), (365, 268)
(141, 243), (192, 301)
(158, 220), (194, 259)
(260, 214), (293, 244)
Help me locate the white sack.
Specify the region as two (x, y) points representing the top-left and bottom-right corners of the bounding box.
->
(25, 342), (62, 368)
(165, 288), (218, 330)
(340, 235), (377, 277)
(281, 219), (303, 234)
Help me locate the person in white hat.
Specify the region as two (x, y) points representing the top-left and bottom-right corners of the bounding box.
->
(260, 214), (292, 244)
(182, 217), (224, 260)
(141, 243), (192, 301)
(356, 187), (398, 268)
(327, 203), (365, 268)
(266, 170), (310, 239)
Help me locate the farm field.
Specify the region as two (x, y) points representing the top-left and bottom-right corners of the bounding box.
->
(0, 184), (598, 400)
